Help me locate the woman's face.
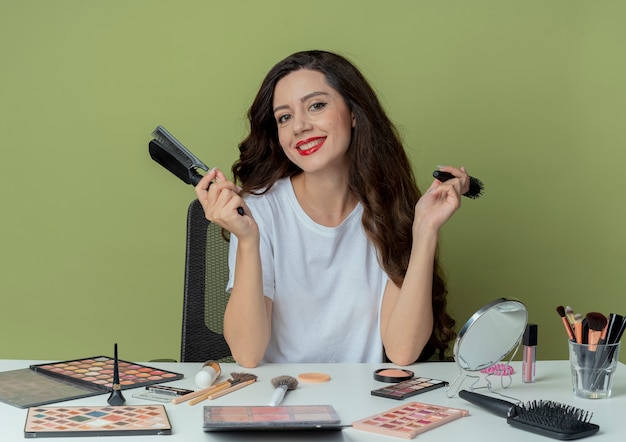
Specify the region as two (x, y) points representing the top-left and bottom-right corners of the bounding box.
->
(272, 69), (354, 174)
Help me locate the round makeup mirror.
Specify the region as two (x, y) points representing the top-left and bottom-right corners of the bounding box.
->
(446, 298), (527, 397)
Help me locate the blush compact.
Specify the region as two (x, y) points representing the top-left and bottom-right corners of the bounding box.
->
(373, 368), (414, 383)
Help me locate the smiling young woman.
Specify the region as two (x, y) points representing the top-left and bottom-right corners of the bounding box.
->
(195, 50), (470, 367)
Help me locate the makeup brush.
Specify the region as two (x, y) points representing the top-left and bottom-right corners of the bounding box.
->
(586, 312), (607, 352)
(459, 390), (599, 440)
(207, 377), (256, 400)
(188, 372), (257, 406)
(432, 170), (484, 199)
(269, 375), (298, 406)
(573, 313), (583, 344)
(605, 313), (625, 345)
(565, 306), (576, 327)
(556, 306), (575, 341)
(613, 315), (626, 343)
(107, 343), (126, 406)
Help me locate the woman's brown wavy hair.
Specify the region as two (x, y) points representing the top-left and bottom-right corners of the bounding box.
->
(232, 50), (455, 360)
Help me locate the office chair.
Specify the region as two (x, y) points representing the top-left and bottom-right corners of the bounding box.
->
(180, 199), (234, 362)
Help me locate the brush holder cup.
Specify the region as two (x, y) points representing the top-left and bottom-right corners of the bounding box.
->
(569, 341), (620, 399)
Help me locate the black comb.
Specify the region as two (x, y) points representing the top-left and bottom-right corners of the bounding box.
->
(459, 390), (599, 440)
(149, 125), (244, 216)
(432, 170), (484, 199)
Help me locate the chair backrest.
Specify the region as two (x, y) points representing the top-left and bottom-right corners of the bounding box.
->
(180, 199), (234, 362)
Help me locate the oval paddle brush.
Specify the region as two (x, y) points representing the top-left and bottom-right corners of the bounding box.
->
(269, 375), (298, 406)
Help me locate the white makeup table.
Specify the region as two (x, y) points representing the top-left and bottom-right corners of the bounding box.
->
(1, 360), (624, 441)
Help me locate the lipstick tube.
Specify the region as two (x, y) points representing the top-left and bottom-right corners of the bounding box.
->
(522, 324), (538, 383)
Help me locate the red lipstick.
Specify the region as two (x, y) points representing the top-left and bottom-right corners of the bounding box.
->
(295, 137), (325, 156)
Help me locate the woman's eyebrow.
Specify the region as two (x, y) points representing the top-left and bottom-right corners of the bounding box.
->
(273, 91), (330, 114)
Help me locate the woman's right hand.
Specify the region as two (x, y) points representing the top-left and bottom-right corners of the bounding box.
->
(194, 168), (258, 240)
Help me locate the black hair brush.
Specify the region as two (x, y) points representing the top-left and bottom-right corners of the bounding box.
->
(432, 170), (484, 199)
(459, 390), (599, 440)
(149, 125), (244, 215)
(150, 125), (209, 186)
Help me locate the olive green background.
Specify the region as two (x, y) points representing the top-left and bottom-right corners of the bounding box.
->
(2, 1), (625, 364)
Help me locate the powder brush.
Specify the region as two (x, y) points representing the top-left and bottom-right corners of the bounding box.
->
(269, 375), (298, 406)
(585, 312), (608, 352)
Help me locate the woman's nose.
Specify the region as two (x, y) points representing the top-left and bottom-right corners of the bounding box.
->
(292, 113), (312, 135)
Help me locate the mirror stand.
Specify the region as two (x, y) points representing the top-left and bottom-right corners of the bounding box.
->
(446, 341), (520, 398)
(445, 298), (527, 398)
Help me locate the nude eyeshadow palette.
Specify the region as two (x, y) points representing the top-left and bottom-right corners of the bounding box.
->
(371, 376), (448, 400)
(352, 401), (469, 439)
(30, 356), (183, 392)
(0, 357), (183, 409)
(24, 405), (172, 438)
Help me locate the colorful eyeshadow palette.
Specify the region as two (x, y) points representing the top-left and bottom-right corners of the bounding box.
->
(203, 405), (343, 432)
(30, 356), (183, 392)
(352, 401), (469, 439)
(371, 376), (448, 400)
(24, 405), (172, 438)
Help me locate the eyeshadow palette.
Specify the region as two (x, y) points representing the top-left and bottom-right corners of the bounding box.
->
(30, 356), (183, 391)
(24, 405), (172, 438)
(0, 357), (184, 409)
(352, 401), (469, 439)
(0, 368), (102, 409)
(203, 405), (343, 432)
(371, 376), (448, 400)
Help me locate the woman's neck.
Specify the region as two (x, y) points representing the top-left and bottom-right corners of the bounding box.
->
(290, 173), (357, 227)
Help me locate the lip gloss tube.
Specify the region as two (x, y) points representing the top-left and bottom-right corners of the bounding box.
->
(522, 324), (538, 383)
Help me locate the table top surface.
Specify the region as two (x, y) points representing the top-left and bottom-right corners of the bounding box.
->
(1, 359), (624, 441)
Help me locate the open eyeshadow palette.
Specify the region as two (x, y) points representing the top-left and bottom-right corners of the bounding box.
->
(352, 401), (469, 439)
(371, 376), (448, 400)
(24, 405), (172, 438)
(0, 356), (183, 408)
(31, 356), (183, 390)
(203, 405), (343, 432)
